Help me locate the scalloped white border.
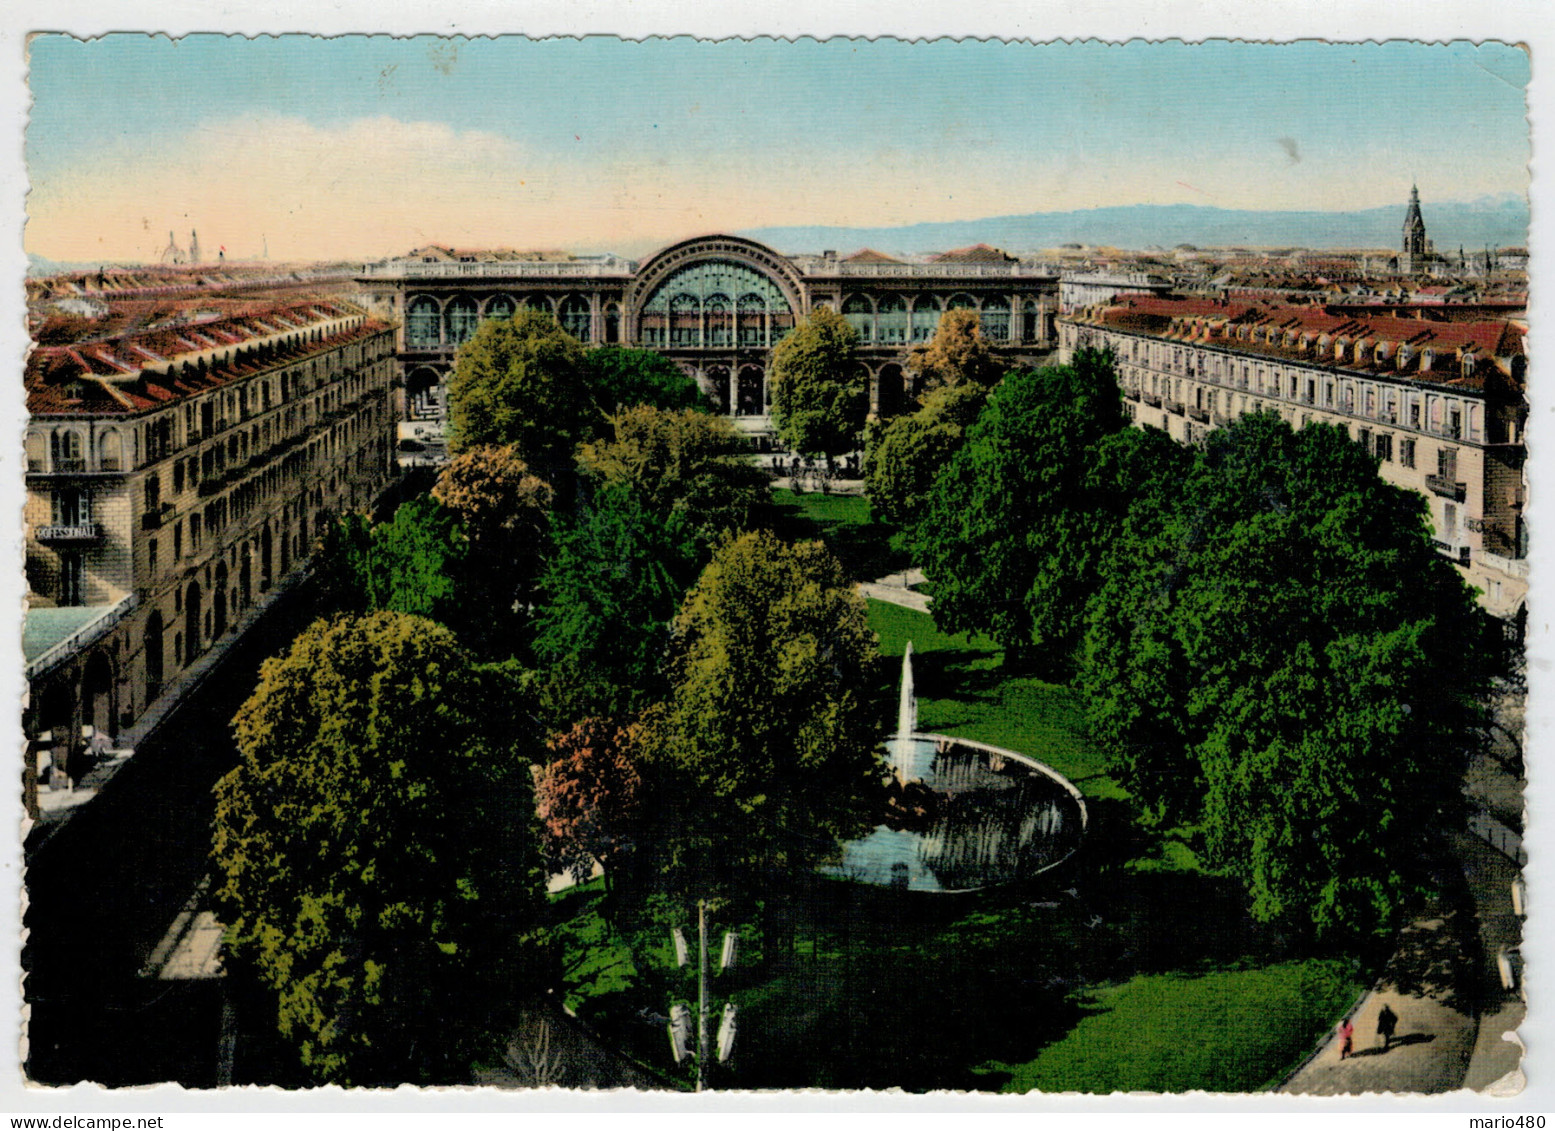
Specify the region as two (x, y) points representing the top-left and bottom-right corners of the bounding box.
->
(1, 5), (1547, 1123)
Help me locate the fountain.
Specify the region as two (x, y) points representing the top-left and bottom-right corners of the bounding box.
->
(828, 640), (1089, 893)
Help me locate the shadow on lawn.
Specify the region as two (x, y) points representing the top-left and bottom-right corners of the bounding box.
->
(766, 496), (912, 582)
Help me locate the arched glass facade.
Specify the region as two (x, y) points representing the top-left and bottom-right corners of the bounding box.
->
(407, 296), (441, 348)
(877, 295), (908, 344)
(911, 298), (941, 342)
(445, 295), (480, 345)
(640, 260), (794, 349)
(559, 295), (592, 341)
(842, 294), (874, 343)
(981, 296), (1010, 342)
(485, 294), (516, 319)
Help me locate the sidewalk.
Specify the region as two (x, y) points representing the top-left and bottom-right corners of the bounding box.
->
(1279, 908), (1478, 1095)
(27, 567), (311, 850)
(857, 568), (931, 613)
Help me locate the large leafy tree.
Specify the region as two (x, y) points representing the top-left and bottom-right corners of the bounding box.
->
(639, 531), (884, 904)
(576, 405), (768, 553)
(863, 382), (988, 526)
(211, 612), (551, 1085)
(1082, 413), (1492, 939)
(906, 307), (1003, 394)
(446, 310), (595, 474)
(583, 346), (711, 414)
(533, 484), (700, 724)
(768, 306), (868, 467)
(314, 495), (469, 627)
(912, 349), (1161, 673)
(534, 717), (645, 888)
(432, 443), (554, 650)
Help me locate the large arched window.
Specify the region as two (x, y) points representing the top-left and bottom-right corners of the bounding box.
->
(670, 293), (701, 347)
(604, 303), (622, 344)
(910, 298), (941, 342)
(705, 293), (732, 347)
(877, 295), (908, 344)
(444, 296), (480, 345)
(981, 296), (1010, 342)
(406, 296), (441, 349)
(842, 295), (875, 344)
(946, 293), (977, 311)
(641, 260), (795, 350)
(559, 295), (592, 341)
(51, 429), (85, 472)
(522, 295), (553, 315)
(485, 294), (516, 320)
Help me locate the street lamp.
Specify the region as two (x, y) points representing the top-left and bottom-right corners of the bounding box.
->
(667, 900), (740, 1090)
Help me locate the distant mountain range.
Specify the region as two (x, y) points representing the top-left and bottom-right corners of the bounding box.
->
(740, 196), (1530, 258)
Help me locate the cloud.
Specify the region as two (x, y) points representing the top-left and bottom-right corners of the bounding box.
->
(1276, 136), (1301, 165)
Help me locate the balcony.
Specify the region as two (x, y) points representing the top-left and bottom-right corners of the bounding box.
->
(1425, 474), (1466, 502)
(1212, 412), (1233, 427)
(197, 476), (225, 497)
(1164, 400), (1185, 416)
(1187, 406), (1211, 423)
(1141, 393), (1162, 408)
(35, 522), (103, 543)
(140, 502), (172, 530)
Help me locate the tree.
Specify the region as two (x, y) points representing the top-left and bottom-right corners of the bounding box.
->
(583, 346), (711, 414)
(638, 531), (884, 905)
(863, 382), (988, 526)
(533, 483), (700, 724)
(768, 306), (867, 467)
(1081, 413), (1492, 939)
(912, 349), (1157, 673)
(446, 309), (596, 475)
(906, 307), (1002, 393)
(535, 717), (645, 887)
(314, 495), (470, 627)
(432, 444), (554, 650)
(211, 612), (551, 1084)
(576, 405), (768, 552)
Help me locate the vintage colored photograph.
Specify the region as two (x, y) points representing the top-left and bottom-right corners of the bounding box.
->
(17, 34), (1530, 1096)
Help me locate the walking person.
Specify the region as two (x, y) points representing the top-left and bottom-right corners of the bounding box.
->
(1376, 1004), (1398, 1052)
(1338, 1018), (1354, 1060)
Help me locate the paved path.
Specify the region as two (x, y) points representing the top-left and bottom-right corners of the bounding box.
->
(858, 568), (931, 613)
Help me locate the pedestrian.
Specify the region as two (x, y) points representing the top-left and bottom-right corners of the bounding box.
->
(1338, 1018), (1354, 1060)
(1377, 1003), (1398, 1052)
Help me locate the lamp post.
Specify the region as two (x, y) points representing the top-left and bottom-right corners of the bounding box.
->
(667, 899), (739, 1091)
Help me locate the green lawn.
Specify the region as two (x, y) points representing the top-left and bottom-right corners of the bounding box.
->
(986, 959), (1363, 1093)
(542, 500), (1362, 1094)
(769, 488), (910, 581)
(867, 599), (1124, 798)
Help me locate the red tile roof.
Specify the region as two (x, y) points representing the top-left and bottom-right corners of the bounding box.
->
(27, 299), (387, 417)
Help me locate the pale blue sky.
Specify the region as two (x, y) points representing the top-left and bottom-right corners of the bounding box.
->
(25, 36), (1531, 261)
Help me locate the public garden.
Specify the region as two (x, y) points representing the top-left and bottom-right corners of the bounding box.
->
(206, 308), (1505, 1091)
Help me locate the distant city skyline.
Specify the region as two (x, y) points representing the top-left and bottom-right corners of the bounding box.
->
(25, 36), (1531, 263)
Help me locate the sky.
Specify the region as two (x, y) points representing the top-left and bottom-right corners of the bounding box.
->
(24, 36), (1533, 263)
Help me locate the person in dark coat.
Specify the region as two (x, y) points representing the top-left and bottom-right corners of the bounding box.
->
(1376, 1004), (1399, 1051)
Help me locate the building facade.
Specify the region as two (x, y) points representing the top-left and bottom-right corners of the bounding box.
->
(355, 234), (1062, 440)
(1058, 294), (1527, 622)
(24, 298), (398, 757)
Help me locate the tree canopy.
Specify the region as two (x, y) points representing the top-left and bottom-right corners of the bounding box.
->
(768, 306), (868, 463)
(639, 530), (884, 900)
(1081, 412), (1492, 939)
(211, 612), (551, 1084)
(583, 346), (711, 414)
(576, 405), (768, 552)
(906, 307), (1003, 393)
(314, 495), (469, 628)
(864, 382), (988, 527)
(535, 717), (645, 885)
(446, 310), (595, 474)
(533, 483), (700, 725)
(912, 349), (1160, 673)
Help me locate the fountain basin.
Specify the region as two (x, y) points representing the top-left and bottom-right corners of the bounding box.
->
(828, 733), (1088, 893)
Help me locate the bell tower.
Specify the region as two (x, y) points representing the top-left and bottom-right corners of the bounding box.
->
(1402, 185), (1428, 258)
